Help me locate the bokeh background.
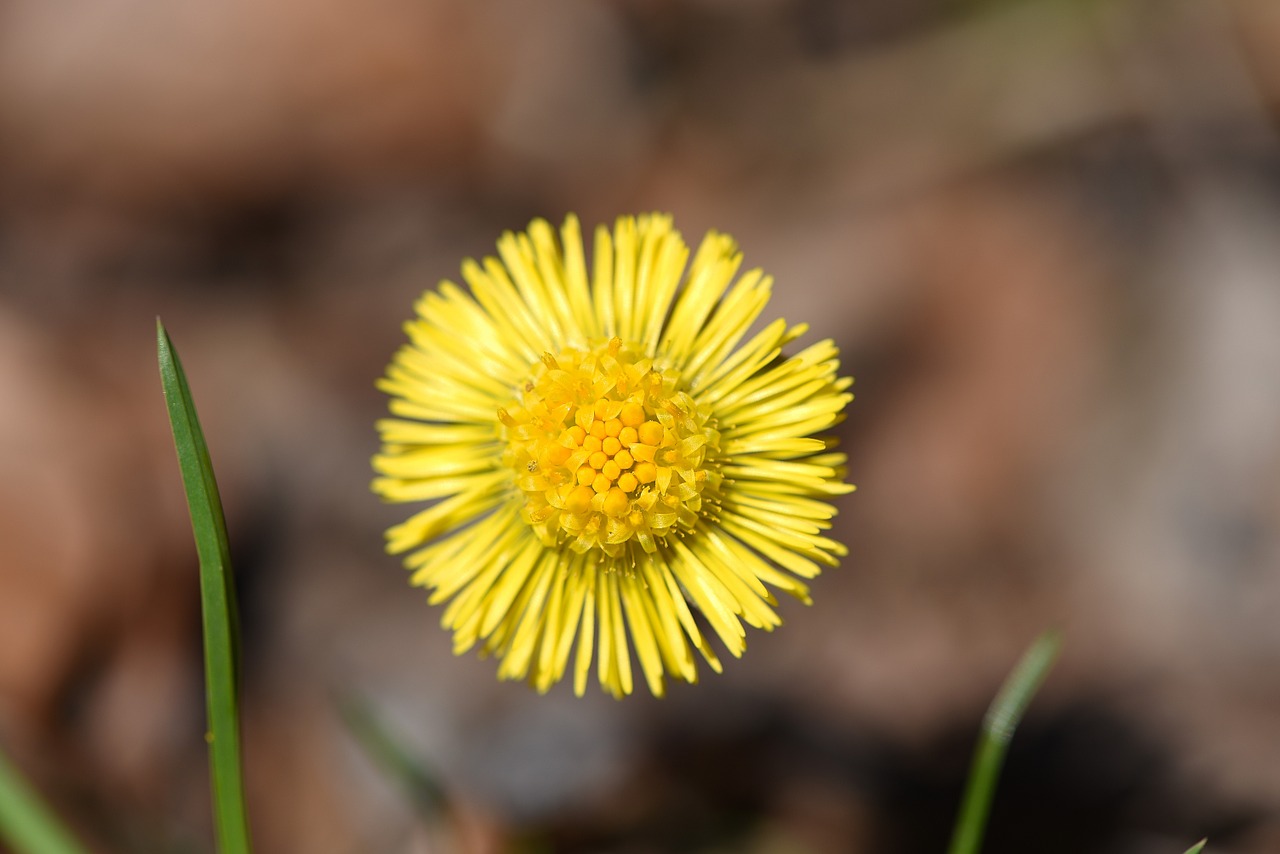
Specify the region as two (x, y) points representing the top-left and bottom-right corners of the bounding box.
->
(2, 0), (1280, 851)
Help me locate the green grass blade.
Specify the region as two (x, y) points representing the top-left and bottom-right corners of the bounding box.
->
(337, 695), (451, 823)
(0, 749), (87, 854)
(947, 631), (1062, 854)
(157, 320), (252, 854)
(1182, 840), (1207, 854)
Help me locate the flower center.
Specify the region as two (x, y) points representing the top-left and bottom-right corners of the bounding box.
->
(498, 338), (720, 557)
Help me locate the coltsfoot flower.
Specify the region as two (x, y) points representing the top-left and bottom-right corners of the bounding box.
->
(373, 214), (853, 698)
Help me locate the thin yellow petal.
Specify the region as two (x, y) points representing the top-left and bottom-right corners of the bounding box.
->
(591, 224), (615, 337)
(620, 572), (665, 697)
(573, 570), (597, 697)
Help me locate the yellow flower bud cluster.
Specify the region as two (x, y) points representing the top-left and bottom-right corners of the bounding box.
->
(500, 338), (720, 557)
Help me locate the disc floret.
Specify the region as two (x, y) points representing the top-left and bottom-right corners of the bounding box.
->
(499, 337), (720, 557)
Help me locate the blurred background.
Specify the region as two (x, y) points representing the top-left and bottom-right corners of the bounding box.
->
(2, 0), (1280, 851)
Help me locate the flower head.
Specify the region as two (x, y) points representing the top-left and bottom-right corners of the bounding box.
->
(373, 214), (853, 697)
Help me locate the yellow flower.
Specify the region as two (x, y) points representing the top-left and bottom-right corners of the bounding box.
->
(372, 214), (853, 698)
